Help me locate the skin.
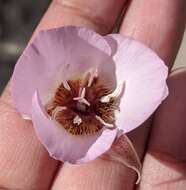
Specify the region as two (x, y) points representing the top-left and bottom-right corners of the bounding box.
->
(0, 0), (186, 189)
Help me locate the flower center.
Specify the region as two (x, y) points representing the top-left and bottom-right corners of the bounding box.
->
(46, 69), (123, 135)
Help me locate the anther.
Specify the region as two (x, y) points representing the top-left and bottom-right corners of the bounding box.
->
(63, 80), (71, 91)
(21, 114), (31, 120)
(100, 82), (125, 103)
(73, 115), (82, 125)
(88, 68), (98, 87)
(51, 106), (67, 119)
(95, 115), (114, 128)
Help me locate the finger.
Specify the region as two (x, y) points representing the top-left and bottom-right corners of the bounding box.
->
(139, 68), (186, 190)
(119, 0), (186, 164)
(120, 0), (186, 68)
(0, 1), (127, 189)
(51, 126), (150, 190)
(36, 0), (127, 34)
(116, 1), (186, 188)
(52, 158), (136, 190)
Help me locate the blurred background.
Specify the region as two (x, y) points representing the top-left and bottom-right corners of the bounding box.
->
(0, 0), (185, 94)
(0, 0), (50, 93)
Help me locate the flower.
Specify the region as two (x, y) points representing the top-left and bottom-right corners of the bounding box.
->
(11, 26), (168, 164)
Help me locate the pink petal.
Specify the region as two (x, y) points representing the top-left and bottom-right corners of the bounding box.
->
(106, 34), (168, 133)
(11, 26), (114, 116)
(77, 128), (118, 164)
(31, 91), (117, 163)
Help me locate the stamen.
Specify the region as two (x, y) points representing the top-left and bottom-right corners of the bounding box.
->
(73, 115), (82, 125)
(51, 106), (67, 119)
(63, 80), (71, 91)
(100, 82), (125, 103)
(95, 115), (114, 128)
(88, 68), (98, 87)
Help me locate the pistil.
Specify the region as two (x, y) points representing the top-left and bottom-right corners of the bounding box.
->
(73, 87), (90, 106)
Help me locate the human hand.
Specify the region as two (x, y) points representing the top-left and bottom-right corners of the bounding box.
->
(0, 0), (186, 189)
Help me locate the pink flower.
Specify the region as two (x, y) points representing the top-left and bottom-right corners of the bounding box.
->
(11, 26), (168, 164)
